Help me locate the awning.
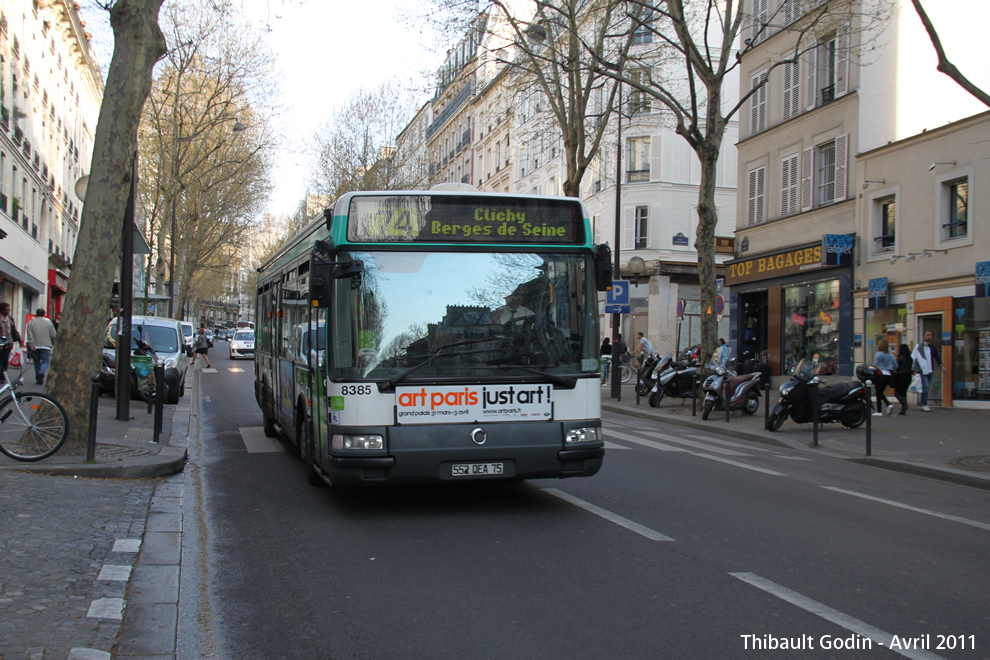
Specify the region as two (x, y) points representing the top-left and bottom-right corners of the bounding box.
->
(0, 256), (46, 294)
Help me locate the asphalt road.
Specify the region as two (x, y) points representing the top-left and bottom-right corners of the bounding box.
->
(176, 349), (990, 659)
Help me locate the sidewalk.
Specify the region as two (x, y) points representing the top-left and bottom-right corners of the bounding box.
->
(0, 375), (191, 659)
(601, 382), (990, 490)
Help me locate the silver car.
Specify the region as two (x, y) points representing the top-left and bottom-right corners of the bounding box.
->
(104, 316), (191, 404)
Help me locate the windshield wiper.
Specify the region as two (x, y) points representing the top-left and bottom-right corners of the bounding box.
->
(496, 364), (577, 389)
(378, 339), (498, 392)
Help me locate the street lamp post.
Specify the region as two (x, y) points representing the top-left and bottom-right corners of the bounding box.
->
(611, 82), (624, 401)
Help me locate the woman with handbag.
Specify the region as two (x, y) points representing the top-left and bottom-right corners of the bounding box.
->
(893, 344), (913, 415)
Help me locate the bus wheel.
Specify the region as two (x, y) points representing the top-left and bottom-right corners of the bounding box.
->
(263, 399), (278, 438)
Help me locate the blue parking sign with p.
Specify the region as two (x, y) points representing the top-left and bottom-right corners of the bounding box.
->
(607, 281), (629, 305)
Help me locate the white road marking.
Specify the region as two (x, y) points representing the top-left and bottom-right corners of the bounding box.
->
(240, 426), (284, 453)
(603, 440), (632, 450)
(823, 487), (990, 532)
(605, 429), (689, 451)
(201, 367), (217, 373)
(730, 572), (945, 660)
(97, 565), (132, 582)
(544, 488), (674, 541)
(773, 455), (812, 461)
(86, 598), (124, 620)
(605, 429), (784, 476)
(111, 539), (141, 553)
(651, 431), (751, 456)
(228, 367), (246, 373)
(685, 433), (777, 452)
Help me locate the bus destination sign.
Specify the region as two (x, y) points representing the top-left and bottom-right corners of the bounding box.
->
(348, 195), (584, 244)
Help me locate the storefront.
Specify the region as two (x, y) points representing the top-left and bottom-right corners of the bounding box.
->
(950, 296), (990, 404)
(726, 240), (854, 377)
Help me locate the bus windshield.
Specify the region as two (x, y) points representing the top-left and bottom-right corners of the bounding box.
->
(330, 250), (599, 381)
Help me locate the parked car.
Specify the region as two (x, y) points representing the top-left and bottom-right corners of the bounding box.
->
(216, 328), (228, 341)
(229, 329), (255, 360)
(180, 322), (195, 351)
(104, 315), (192, 404)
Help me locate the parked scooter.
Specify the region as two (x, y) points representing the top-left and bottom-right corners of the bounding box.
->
(130, 338), (159, 403)
(766, 358), (869, 431)
(648, 352), (700, 407)
(634, 351), (663, 396)
(700, 348), (762, 420)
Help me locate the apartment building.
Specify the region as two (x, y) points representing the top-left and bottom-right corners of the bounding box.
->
(730, 0), (988, 390)
(0, 0), (102, 329)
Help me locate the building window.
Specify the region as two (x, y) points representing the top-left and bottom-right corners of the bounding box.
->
(633, 4), (654, 44)
(635, 206), (648, 249)
(628, 69), (651, 114)
(944, 178), (968, 240)
(750, 70), (767, 135)
(783, 279), (841, 376)
(626, 136), (650, 182)
(817, 34), (838, 104)
(782, 60), (800, 120)
(751, 0), (768, 45)
(781, 154), (798, 217)
(817, 141), (836, 205)
(747, 166), (765, 226)
(875, 197), (896, 253)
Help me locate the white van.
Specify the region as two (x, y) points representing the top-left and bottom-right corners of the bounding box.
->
(180, 322), (194, 351)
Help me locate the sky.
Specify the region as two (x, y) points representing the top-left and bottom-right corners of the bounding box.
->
(79, 0), (444, 218)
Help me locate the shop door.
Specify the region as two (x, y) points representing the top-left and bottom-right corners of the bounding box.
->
(918, 314), (943, 406)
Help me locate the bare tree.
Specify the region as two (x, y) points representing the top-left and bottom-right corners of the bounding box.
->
(310, 81), (422, 198)
(910, 0), (989, 107)
(139, 2), (276, 318)
(47, 0), (167, 447)
(592, 0), (890, 363)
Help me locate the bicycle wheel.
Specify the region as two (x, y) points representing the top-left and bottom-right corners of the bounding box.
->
(0, 393), (69, 461)
(620, 365), (633, 383)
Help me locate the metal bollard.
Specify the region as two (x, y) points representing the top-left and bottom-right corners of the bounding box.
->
(724, 376), (730, 423)
(864, 382), (872, 456)
(811, 381), (820, 447)
(153, 364), (165, 443)
(764, 380), (771, 428)
(692, 372), (699, 416)
(87, 375), (101, 462)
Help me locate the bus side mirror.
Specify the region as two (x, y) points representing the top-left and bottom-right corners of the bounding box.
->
(310, 253), (334, 307)
(593, 244), (612, 291)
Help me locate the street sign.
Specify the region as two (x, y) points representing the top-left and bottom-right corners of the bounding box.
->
(607, 281), (629, 305)
(676, 299), (685, 317)
(716, 278), (723, 295)
(605, 305), (630, 315)
(715, 295), (724, 315)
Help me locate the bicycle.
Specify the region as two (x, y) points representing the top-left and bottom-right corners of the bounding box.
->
(0, 339), (69, 461)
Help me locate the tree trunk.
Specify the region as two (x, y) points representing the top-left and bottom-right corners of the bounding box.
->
(46, 0), (166, 448)
(695, 138), (723, 369)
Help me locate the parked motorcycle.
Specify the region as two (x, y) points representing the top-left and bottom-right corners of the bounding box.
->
(648, 353), (700, 407)
(130, 338), (159, 403)
(635, 351), (663, 396)
(766, 358), (869, 431)
(700, 349), (762, 420)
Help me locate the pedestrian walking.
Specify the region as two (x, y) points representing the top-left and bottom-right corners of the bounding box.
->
(893, 343), (912, 415)
(911, 331), (945, 411)
(25, 308), (57, 385)
(0, 301), (21, 377)
(871, 338), (898, 416)
(192, 327), (212, 368)
(600, 337), (612, 382)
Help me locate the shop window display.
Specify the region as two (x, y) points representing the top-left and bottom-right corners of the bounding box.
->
(865, 305), (907, 363)
(951, 297), (990, 401)
(783, 280), (840, 375)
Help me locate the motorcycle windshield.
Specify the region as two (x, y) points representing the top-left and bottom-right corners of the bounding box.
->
(794, 358), (820, 380)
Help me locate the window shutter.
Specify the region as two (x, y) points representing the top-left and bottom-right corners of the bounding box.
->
(752, 0), (768, 44)
(750, 71), (767, 135)
(805, 40), (817, 111)
(650, 134), (662, 181)
(783, 60), (800, 120)
(833, 134), (848, 201)
(747, 167), (765, 226)
(650, 204), (662, 248)
(800, 147), (813, 212)
(781, 153), (799, 216)
(835, 23), (850, 97)
(622, 207), (634, 250)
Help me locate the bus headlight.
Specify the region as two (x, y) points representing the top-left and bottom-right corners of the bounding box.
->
(332, 434), (384, 450)
(565, 426), (601, 444)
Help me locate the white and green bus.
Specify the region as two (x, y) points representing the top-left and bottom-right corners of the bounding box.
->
(255, 187), (612, 486)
